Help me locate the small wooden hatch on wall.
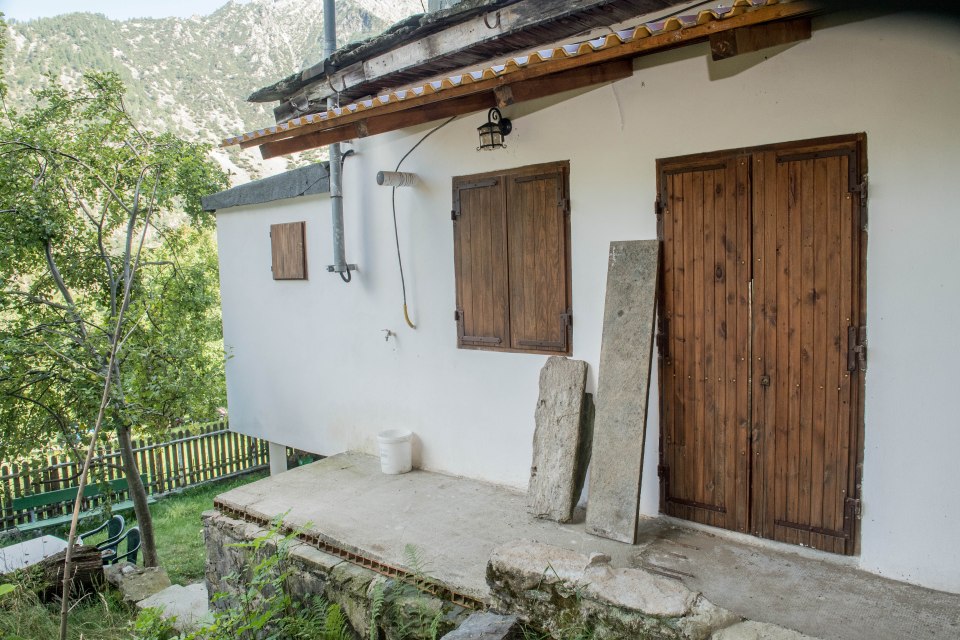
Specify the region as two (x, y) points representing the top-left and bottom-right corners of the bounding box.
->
(270, 222), (308, 280)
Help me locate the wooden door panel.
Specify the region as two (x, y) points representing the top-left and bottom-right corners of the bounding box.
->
(751, 146), (861, 554)
(659, 135), (864, 555)
(658, 158), (750, 532)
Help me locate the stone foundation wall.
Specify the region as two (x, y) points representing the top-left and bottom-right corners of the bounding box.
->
(203, 511), (820, 640)
(202, 510), (470, 639)
(486, 541), (820, 640)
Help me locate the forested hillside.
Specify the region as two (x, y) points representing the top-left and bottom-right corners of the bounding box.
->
(2, 0), (421, 182)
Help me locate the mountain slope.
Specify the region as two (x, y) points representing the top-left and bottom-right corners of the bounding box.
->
(2, 0), (422, 183)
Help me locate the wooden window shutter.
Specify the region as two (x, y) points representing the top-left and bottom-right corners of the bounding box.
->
(452, 177), (509, 348)
(270, 221), (307, 280)
(452, 161), (572, 355)
(506, 165), (571, 352)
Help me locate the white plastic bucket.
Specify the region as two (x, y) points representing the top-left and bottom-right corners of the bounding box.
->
(377, 429), (413, 474)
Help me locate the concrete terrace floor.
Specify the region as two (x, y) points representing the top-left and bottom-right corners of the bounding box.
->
(215, 452), (960, 640)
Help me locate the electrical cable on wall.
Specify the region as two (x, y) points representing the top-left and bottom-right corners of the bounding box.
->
(390, 115), (457, 329)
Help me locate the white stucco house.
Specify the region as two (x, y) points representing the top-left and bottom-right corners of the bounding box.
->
(202, 0), (960, 597)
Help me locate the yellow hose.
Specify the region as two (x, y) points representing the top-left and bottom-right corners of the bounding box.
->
(403, 303), (416, 329)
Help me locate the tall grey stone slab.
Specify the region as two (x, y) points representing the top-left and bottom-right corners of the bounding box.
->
(586, 240), (659, 543)
(527, 357), (589, 523)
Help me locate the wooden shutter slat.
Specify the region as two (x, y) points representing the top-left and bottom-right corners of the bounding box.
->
(270, 221), (307, 280)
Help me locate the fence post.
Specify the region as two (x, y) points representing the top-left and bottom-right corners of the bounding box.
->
(1, 464), (11, 529)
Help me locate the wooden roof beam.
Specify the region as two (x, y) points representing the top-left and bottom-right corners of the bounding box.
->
(247, 1), (819, 157)
(259, 59), (633, 159)
(709, 17), (812, 60)
(274, 0), (676, 123)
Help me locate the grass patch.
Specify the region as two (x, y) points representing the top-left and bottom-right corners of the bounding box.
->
(0, 471), (268, 639)
(133, 471), (268, 585)
(0, 582), (135, 640)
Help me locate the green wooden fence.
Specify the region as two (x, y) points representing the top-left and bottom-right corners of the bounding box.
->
(0, 420), (268, 530)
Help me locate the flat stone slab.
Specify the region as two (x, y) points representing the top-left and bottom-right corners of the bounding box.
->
(712, 621), (822, 640)
(586, 240), (659, 543)
(488, 540), (700, 618)
(527, 357), (589, 523)
(138, 582), (213, 632)
(441, 611), (520, 639)
(487, 540), (739, 639)
(214, 452), (637, 602)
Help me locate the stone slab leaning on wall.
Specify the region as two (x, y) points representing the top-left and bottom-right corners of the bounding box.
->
(527, 357), (591, 523)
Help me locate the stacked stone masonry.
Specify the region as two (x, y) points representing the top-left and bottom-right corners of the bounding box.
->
(203, 511), (821, 640)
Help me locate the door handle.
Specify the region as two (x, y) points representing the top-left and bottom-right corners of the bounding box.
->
(760, 374), (771, 387)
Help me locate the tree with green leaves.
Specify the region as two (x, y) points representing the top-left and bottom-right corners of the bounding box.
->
(0, 12), (7, 101)
(0, 68), (228, 567)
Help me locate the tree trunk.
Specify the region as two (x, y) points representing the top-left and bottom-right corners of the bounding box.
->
(117, 424), (159, 567)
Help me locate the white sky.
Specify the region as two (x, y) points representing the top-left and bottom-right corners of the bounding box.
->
(0, 0), (238, 21)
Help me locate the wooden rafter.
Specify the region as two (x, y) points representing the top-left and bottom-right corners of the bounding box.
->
(252, 1), (819, 159)
(259, 60), (632, 159)
(272, 0), (678, 123)
(709, 17), (812, 60)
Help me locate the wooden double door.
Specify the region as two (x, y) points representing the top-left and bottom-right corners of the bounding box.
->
(656, 135), (866, 555)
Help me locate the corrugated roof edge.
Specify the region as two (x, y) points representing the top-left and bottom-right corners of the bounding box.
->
(201, 163), (330, 212)
(248, 0), (522, 103)
(224, 0), (807, 149)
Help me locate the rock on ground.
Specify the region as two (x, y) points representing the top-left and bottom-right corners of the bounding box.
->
(104, 562), (172, 604)
(711, 621), (823, 640)
(440, 611), (520, 639)
(487, 540), (733, 639)
(527, 357), (589, 523)
(137, 583), (213, 632)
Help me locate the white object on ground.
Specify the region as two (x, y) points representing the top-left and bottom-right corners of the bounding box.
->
(377, 429), (413, 474)
(0, 535), (69, 573)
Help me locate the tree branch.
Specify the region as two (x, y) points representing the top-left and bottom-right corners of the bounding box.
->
(44, 239), (89, 343)
(0, 141), (134, 215)
(3, 391), (83, 462)
(3, 289), (73, 313)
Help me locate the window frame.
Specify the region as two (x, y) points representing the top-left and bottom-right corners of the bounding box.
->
(452, 160), (572, 356)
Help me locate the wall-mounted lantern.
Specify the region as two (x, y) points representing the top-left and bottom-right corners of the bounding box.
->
(477, 107), (512, 151)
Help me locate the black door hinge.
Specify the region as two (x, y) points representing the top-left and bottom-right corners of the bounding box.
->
(655, 196), (665, 240)
(846, 497), (862, 519)
(560, 308), (573, 328)
(656, 317), (669, 360)
(559, 198), (570, 216)
(847, 325), (867, 372)
(454, 309), (461, 322)
(851, 177), (868, 230)
(451, 209), (459, 221)
(657, 464), (670, 480)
